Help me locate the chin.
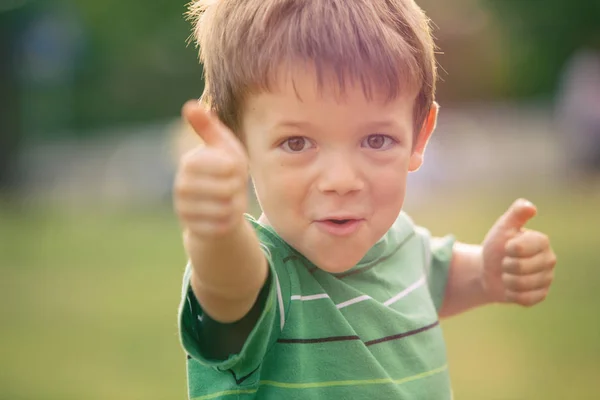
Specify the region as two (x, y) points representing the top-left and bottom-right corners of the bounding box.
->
(312, 252), (365, 274)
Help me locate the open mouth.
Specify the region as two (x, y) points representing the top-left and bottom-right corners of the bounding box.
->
(327, 219), (352, 225)
(315, 218), (363, 236)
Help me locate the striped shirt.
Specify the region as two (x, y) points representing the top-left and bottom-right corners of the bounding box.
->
(179, 212), (455, 399)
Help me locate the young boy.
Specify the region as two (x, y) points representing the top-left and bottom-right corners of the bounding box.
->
(174, 0), (557, 398)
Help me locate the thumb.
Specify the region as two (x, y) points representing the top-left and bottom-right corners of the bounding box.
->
(495, 198), (537, 232)
(181, 100), (241, 152)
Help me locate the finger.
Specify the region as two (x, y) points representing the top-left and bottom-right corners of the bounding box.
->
(176, 198), (236, 220)
(175, 176), (246, 201)
(182, 100), (242, 152)
(502, 270), (554, 292)
(505, 288), (549, 307)
(505, 230), (550, 258)
(502, 251), (557, 275)
(494, 198), (537, 233)
(180, 147), (246, 178)
(187, 219), (239, 239)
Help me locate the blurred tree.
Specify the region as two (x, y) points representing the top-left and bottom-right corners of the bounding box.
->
(10, 0), (599, 143)
(69, 0), (202, 135)
(419, 0), (510, 103)
(483, 0), (600, 98)
(0, 1), (30, 193)
(10, 0), (203, 138)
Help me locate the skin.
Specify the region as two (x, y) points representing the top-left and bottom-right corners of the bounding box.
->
(243, 68), (433, 273)
(174, 67), (557, 324)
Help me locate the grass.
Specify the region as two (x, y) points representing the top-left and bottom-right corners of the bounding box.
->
(1, 185), (599, 399)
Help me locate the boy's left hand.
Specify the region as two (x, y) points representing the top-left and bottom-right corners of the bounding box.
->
(481, 199), (557, 307)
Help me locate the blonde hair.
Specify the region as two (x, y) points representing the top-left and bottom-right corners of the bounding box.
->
(187, 0), (437, 137)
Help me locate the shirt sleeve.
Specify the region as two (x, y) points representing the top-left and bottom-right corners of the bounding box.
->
(415, 226), (456, 312)
(177, 216), (291, 382)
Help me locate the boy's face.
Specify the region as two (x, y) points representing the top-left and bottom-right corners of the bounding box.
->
(242, 68), (436, 273)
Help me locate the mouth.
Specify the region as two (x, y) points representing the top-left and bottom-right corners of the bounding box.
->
(314, 218), (364, 236)
(327, 219), (353, 225)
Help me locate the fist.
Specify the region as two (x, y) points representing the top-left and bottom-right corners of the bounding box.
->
(174, 100), (249, 239)
(482, 199), (557, 307)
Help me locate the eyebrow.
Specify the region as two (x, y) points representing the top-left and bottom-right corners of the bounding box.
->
(269, 118), (409, 140)
(358, 120), (404, 132)
(272, 120), (315, 130)
(273, 119), (403, 131)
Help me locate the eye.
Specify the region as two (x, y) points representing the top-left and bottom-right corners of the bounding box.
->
(362, 134), (396, 150)
(280, 136), (313, 153)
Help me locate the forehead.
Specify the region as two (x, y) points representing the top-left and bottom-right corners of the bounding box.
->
(242, 65), (417, 132)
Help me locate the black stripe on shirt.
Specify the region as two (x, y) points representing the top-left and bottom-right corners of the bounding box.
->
(276, 321), (439, 347)
(364, 321), (440, 347)
(277, 335), (361, 344)
(229, 365), (261, 385)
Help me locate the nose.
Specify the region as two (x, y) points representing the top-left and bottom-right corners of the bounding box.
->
(317, 153), (364, 195)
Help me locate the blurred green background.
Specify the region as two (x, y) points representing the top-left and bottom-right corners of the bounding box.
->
(1, 0), (600, 399)
(2, 189), (600, 399)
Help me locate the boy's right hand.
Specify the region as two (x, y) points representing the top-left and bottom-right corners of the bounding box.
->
(174, 100), (249, 240)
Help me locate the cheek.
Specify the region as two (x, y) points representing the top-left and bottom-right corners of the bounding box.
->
(253, 162), (308, 213)
(370, 169), (408, 208)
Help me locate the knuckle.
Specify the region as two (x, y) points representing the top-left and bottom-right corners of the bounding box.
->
(189, 221), (226, 239)
(174, 179), (197, 200)
(512, 258), (523, 272)
(539, 232), (550, 247)
(209, 223), (228, 237)
(503, 273), (523, 291)
(503, 257), (521, 273)
(213, 203), (234, 219)
(519, 290), (547, 307)
(219, 156), (240, 176)
(501, 257), (512, 270)
(515, 278), (527, 291)
(515, 277), (530, 291)
(548, 253), (557, 268)
(173, 176), (188, 195)
(180, 151), (200, 172)
(189, 224), (212, 239)
(212, 218), (237, 236)
(221, 177), (246, 199)
(512, 243), (523, 256)
(522, 300), (536, 308)
(518, 294), (536, 307)
(548, 269), (555, 282)
(225, 178), (242, 196)
(179, 206), (199, 222)
(505, 240), (518, 256)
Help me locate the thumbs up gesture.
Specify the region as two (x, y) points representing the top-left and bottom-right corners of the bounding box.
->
(174, 100), (249, 239)
(481, 199), (557, 307)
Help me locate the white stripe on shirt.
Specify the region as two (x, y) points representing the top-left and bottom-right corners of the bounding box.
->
(336, 294), (372, 309)
(291, 293), (330, 301)
(383, 275), (426, 306)
(274, 272), (285, 331)
(289, 275), (425, 311)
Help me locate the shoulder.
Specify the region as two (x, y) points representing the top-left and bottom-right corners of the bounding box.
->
(386, 210), (420, 245)
(244, 214), (292, 258)
(392, 211), (438, 244)
(383, 211), (443, 266)
(243, 213), (299, 286)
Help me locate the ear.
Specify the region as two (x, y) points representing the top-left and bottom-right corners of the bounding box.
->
(408, 102), (439, 172)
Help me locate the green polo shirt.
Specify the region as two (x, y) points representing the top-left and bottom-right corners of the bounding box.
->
(179, 212), (455, 399)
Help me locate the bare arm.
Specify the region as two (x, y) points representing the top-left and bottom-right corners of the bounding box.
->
(438, 199), (557, 318)
(175, 101), (267, 324)
(438, 243), (490, 319)
(186, 221), (268, 323)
